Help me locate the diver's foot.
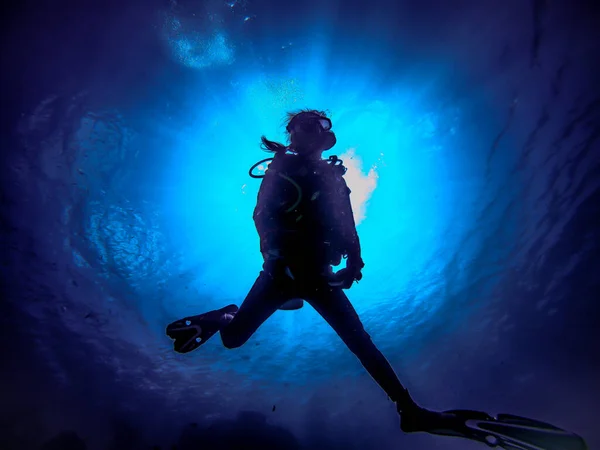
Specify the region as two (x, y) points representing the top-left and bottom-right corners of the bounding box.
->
(398, 405), (464, 434)
(166, 304), (238, 354)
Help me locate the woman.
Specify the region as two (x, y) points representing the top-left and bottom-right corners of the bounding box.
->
(167, 109), (422, 413)
(166, 110), (578, 449)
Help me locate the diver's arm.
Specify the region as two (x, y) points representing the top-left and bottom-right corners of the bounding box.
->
(325, 175), (364, 288)
(336, 177), (364, 269)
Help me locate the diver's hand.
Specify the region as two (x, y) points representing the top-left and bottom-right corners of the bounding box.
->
(328, 258), (364, 289)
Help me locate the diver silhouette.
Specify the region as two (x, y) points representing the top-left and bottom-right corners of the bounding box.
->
(167, 110), (588, 450)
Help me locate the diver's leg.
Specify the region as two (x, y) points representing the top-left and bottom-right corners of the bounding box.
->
(305, 286), (418, 411)
(219, 262), (291, 349)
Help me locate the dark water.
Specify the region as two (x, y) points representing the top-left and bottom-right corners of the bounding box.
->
(1, 0), (599, 449)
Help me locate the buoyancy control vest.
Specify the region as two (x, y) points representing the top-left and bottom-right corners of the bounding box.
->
(251, 153), (359, 265)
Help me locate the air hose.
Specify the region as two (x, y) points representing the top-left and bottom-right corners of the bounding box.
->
(278, 173), (302, 213)
(248, 157), (274, 179)
(248, 155), (346, 215)
(248, 156), (302, 214)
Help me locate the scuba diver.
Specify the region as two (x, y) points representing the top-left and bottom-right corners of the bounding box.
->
(167, 110), (588, 450)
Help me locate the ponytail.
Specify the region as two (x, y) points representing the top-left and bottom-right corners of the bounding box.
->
(260, 136), (288, 154)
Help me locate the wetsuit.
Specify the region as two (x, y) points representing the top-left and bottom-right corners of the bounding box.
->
(219, 152), (415, 409)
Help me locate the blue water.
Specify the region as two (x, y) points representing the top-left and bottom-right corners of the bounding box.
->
(2, 0), (599, 449)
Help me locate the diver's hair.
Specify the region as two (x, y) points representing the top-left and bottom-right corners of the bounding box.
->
(283, 108), (329, 126)
(260, 108), (330, 154)
(260, 136), (288, 154)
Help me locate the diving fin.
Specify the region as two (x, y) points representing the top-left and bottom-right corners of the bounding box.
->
(402, 408), (588, 450)
(166, 304), (238, 354)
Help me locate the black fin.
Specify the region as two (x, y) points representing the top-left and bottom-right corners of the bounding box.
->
(444, 410), (588, 450)
(166, 304), (238, 354)
(403, 409), (588, 450)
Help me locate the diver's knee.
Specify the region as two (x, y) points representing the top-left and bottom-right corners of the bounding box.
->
(221, 332), (245, 349)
